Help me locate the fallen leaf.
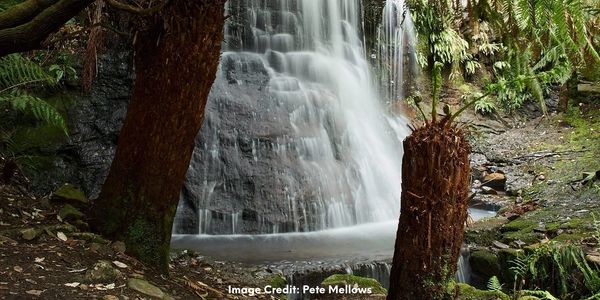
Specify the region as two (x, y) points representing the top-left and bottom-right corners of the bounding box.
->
(34, 257), (45, 263)
(56, 232), (67, 242)
(112, 261), (127, 269)
(64, 282), (80, 287)
(26, 290), (43, 296)
(13, 266), (23, 272)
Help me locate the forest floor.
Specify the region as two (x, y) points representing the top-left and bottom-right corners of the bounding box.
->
(1, 89), (599, 299)
(460, 89), (600, 286)
(0, 183), (282, 299)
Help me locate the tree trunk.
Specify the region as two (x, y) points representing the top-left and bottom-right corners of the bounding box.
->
(558, 71), (578, 113)
(91, 0), (226, 272)
(387, 119), (471, 300)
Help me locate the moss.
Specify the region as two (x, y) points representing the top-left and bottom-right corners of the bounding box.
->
(51, 183), (88, 204)
(470, 250), (501, 279)
(268, 274), (287, 289)
(125, 216), (168, 272)
(454, 282), (510, 300)
(497, 248), (523, 284)
(321, 274), (387, 295)
(58, 204), (84, 222)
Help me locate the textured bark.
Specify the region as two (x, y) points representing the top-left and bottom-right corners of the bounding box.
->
(0, 0), (57, 29)
(92, 0), (226, 272)
(0, 0), (93, 57)
(387, 120), (471, 300)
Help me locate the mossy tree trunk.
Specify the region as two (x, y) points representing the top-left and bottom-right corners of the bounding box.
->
(91, 0), (226, 273)
(387, 119), (471, 300)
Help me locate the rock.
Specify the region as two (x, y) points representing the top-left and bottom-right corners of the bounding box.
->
(111, 241), (126, 254)
(71, 232), (109, 244)
(127, 278), (165, 299)
(492, 241), (509, 249)
(20, 228), (39, 241)
(89, 243), (114, 256)
(58, 204), (84, 222)
(470, 250), (501, 278)
(83, 260), (121, 283)
(483, 173), (506, 189)
(455, 282), (510, 300)
(481, 186), (498, 195)
(103, 296), (119, 300)
(51, 184), (88, 205)
(586, 254), (600, 267)
(320, 274), (386, 295)
(536, 174), (546, 181)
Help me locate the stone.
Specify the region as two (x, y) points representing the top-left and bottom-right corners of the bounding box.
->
(586, 254), (600, 267)
(483, 173), (506, 189)
(51, 184), (88, 205)
(321, 274), (386, 295)
(89, 243), (114, 256)
(481, 186), (498, 195)
(58, 204), (84, 222)
(127, 278), (165, 299)
(537, 174), (546, 181)
(83, 260), (121, 283)
(492, 241), (509, 249)
(20, 228), (39, 241)
(103, 296), (119, 300)
(111, 241), (126, 254)
(469, 250), (501, 278)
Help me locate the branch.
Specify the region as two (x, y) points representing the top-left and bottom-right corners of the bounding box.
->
(0, 0), (58, 29)
(0, 0), (94, 57)
(105, 0), (166, 15)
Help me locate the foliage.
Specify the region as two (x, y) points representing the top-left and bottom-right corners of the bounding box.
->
(0, 54), (68, 133)
(510, 242), (600, 299)
(486, 276), (503, 291)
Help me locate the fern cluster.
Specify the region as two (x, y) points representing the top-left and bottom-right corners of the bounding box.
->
(0, 54), (68, 134)
(509, 242), (600, 299)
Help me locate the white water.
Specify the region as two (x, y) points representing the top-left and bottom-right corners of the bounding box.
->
(186, 0), (413, 234)
(377, 0), (417, 103)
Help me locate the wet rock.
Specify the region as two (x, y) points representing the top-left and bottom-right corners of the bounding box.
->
(84, 260), (121, 283)
(483, 173), (506, 189)
(51, 184), (88, 205)
(127, 278), (168, 299)
(58, 204), (84, 222)
(481, 186), (498, 195)
(20, 228), (39, 241)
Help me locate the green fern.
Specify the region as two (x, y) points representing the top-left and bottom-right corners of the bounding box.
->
(487, 276), (503, 291)
(0, 54), (67, 134)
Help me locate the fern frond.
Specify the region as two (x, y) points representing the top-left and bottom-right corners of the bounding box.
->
(0, 54), (56, 92)
(0, 93), (68, 134)
(487, 276), (503, 291)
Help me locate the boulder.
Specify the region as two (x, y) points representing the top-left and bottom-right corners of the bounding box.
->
(483, 173), (506, 189)
(470, 250), (501, 279)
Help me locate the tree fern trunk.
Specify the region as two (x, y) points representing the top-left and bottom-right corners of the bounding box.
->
(387, 119), (471, 300)
(91, 0), (226, 273)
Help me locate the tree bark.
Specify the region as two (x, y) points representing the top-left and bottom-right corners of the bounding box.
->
(387, 119), (471, 300)
(91, 0), (226, 272)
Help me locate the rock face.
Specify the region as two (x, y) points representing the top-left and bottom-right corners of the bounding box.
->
(32, 51), (133, 199)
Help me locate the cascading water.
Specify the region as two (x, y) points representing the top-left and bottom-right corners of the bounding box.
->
(377, 0), (418, 104)
(174, 0), (411, 235)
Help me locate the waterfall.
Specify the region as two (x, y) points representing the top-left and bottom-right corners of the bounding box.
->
(175, 0), (412, 235)
(377, 0), (417, 104)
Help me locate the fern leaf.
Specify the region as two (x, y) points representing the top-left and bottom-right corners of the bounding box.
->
(0, 93), (68, 134)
